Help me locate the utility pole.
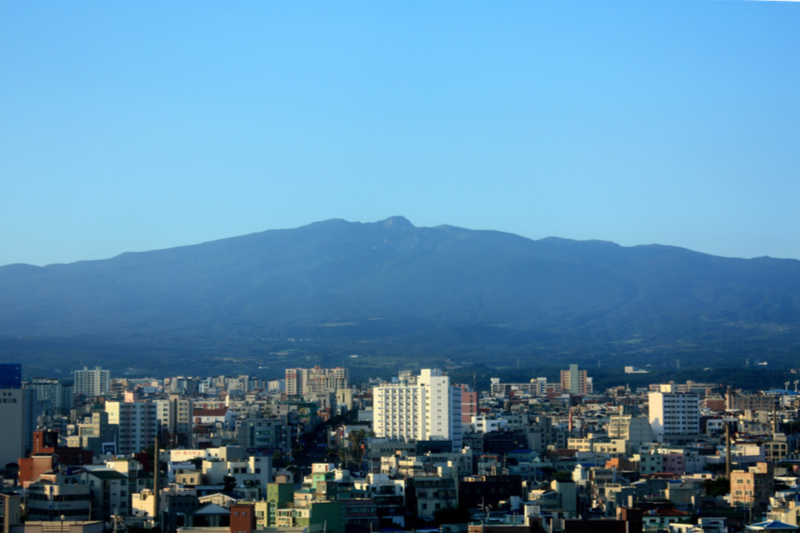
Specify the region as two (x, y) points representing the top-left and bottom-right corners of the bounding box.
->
(153, 432), (160, 530)
(725, 423), (731, 480)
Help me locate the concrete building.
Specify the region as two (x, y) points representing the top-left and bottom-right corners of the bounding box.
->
(235, 416), (290, 453)
(608, 415), (655, 453)
(561, 365), (591, 395)
(1, 492), (22, 533)
(726, 391), (778, 412)
(202, 455), (272, 499)
(407, 474), (458, 522)
(156, 395), (194, 448)
(82, 468), (130, 522)
(353, 474), (406, 527)
(27, 378), (73, 415)
(461, 386), (478, 425)
(106, 400), (158, 455)
(252, 483), (295, 527)
(67, 411), (119, 457)
(731, 463), (773, 515)
(27, 472), (91, 521)
(23, 387), (39, 455)
(374, 369), (463, 452)
(648, 392), (700, 443)
(0, 364), (24, 469)
(286, 367), (349, 397)
(489, 378), (545, 398)
(73, 367), (110, 398)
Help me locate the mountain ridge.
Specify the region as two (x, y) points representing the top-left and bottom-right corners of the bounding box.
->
(2, 217), (800, 375)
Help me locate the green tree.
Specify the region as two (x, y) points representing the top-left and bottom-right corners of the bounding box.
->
(702, 477), (729, 497)
(223, 475), (237, 493)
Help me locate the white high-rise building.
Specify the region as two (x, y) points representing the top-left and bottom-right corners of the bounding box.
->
(106, 400), (158, 455)
(374, 369), (462, 451)
(74, 367), (110, 397)
(648, 391), (700, 443)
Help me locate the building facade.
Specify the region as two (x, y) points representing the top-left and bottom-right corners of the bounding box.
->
(74, 367), (110, 397)
(286, 367), (349, 396)
(27, 378), (73, 415)
(0, 364), (24, 469)
(156, 395), (194, 448)
(106, 400), (158, 455)
(648, 392), (700, 443)
(374, 369), (463, 451)
(561, 364), (591, 395)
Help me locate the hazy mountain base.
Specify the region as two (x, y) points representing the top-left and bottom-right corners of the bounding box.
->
(2, 315), (795, 391)
(2, 216), (800, 387)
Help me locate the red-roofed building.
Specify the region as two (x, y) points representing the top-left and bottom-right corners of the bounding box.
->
(641, 507), (690, 531)
(194, 407), (235, 430)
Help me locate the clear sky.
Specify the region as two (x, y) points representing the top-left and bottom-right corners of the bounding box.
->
(2, 1), (799, 266)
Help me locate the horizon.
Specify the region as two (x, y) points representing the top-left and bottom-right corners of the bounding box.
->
(3, 1), (799, 266)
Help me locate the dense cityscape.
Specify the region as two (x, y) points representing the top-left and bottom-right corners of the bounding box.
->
(2, 362), (800, 533)
(4, 2), (798, 533)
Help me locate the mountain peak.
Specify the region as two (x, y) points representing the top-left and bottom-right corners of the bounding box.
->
(380, 216), (414, 230)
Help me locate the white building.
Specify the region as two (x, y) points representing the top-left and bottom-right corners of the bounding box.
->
(106, 400), (158, 455)
(470, 415), (509, 434)
(648, 392), (700, 443)
(374, 369), (462, 451)
(74, 367), (110, 397)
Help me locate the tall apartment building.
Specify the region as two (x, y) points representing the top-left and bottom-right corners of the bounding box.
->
(0, 364), (25, 468)
(286, 367), (349, 396)
(74, 366), (110, 397)
(648, 391), (700, 443)
(27, 377), (73, 415)
(374, 369), (463, 452)
(23, 387), (39, 455)
(156, 394), (194, 447)
(560, 364), (591, 395)
(461, 385), (478, 425)
(106, 399), (158, 455)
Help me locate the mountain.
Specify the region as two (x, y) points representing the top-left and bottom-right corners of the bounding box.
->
(2, 216), (800, 376)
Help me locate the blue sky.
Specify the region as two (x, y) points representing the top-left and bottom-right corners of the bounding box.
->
(2, 1), (799, 266)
